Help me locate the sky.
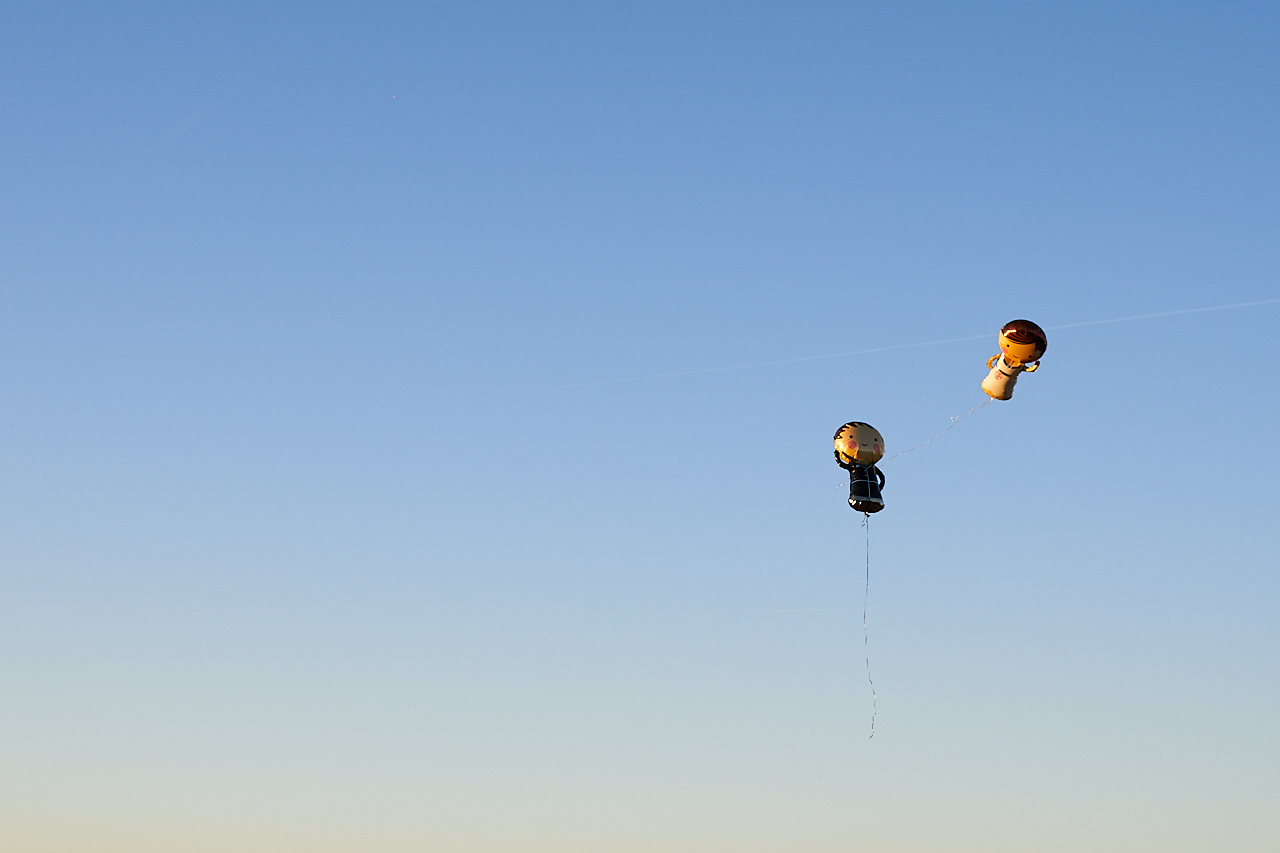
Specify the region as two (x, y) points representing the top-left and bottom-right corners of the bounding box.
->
(2, 2), (1278, 851)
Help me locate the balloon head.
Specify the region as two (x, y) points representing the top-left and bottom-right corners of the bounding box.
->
(998, 319), (1048, 365)
(834, 422), (885, 466)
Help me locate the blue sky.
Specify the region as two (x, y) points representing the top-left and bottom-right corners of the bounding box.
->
(3, 2), (1278, 851)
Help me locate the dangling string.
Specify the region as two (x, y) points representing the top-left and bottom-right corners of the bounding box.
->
(886, 398), (993, 462)
(861, 512), (877, 738)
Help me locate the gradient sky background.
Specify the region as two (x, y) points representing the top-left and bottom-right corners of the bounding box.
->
(3, 2), (1279, 851)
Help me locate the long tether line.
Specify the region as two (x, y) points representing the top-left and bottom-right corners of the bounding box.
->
(886, 398), (993, 463)
(862, 512), (877, 739)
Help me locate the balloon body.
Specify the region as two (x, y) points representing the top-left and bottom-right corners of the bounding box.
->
(981, 354), (1024, 400)
(845, 463), (886, 513)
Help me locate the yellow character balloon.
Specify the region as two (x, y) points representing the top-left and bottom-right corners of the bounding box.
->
(981, 319), (1047, 400)
(834, 422), (886, 513)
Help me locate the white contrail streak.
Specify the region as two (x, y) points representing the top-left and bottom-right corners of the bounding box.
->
(463, 333), (991, 400)
(1043, 297), (1280, 331)
(465, 296), (1279, 401)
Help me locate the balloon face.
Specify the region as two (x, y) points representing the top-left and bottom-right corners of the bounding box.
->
(834, 422), (885, 466)
(998, 319), (1048, 364)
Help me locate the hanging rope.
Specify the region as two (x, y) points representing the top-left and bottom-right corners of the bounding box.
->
(861, 512), (877, 738)
(886, 398), (993, 462)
